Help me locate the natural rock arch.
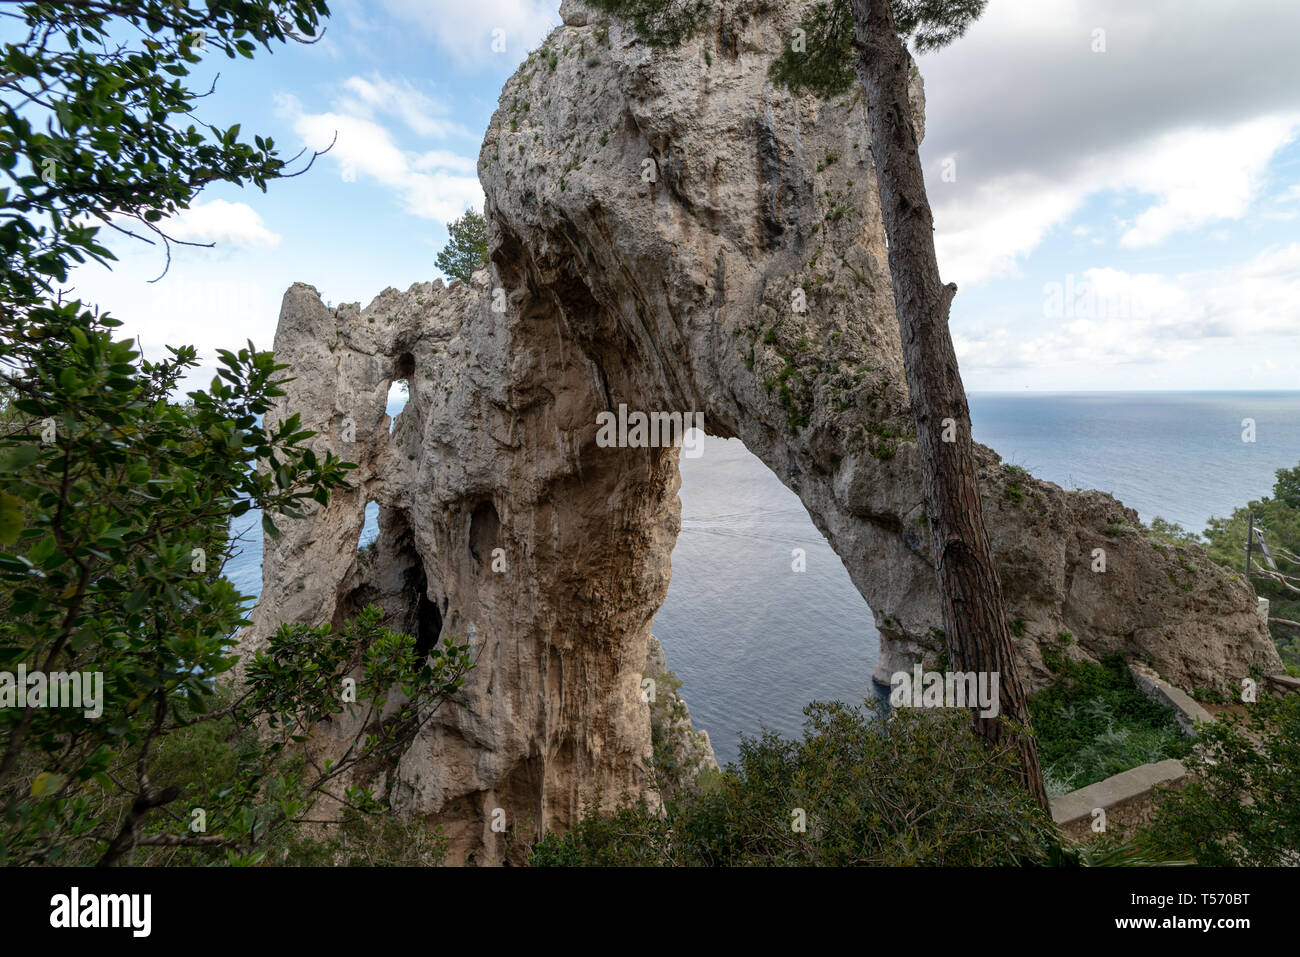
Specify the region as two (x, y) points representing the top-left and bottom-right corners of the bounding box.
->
(239, 0), (1280, 863)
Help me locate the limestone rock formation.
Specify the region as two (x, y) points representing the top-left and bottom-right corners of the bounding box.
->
(238, 0), (1281, 863)
(644, 634), (719, 799)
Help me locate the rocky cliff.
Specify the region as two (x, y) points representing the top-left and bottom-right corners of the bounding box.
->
(238, 0), (1282, 864)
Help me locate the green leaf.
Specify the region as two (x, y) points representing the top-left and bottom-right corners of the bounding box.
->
(0, 445), (40, 472)
(27, 534), (56, 564)
(0, 492), (23, 545)
(31, 771), (67, 797)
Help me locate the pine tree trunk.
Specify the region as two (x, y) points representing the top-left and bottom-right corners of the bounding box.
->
(851, 0), (1050, 812)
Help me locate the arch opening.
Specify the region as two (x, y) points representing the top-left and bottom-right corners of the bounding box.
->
(388, 351), (415, 435)
(468, 500), (501, 568)
(652, 433), (885, 766)
(357, 500), (380, 554)
(341, 498), (443, 655)
(412, 565), (443, 661)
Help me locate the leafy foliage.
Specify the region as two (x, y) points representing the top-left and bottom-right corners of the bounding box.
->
(769, 0), (987, 98)
(1137, 693), (1300, 866)
(583, 0), (712, 48)
(1028, 653), (1190, 798)
(0, 294), (476, 863)
(0, 279), (470, 865)
(893, 0), (989, 51)
(244, 605), (474, 785)
(3, 601), (470, 865)
(1145, 516), (1203, 547)
(532, 698), (1057, 866)
(1151, 464), (1300, 673)
(0, 0), (476, 866)
(0, 0), (333, 320)
(0, 312), (308, 860)
(768, 1), (856, 98)
(435, 208), (489, 283)
(1200, 464), (1300, 673)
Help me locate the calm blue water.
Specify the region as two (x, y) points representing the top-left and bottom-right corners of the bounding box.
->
(226, 392), (1300, 767)
(968, 392), (1300, 531)
(652, 436), (885, 767)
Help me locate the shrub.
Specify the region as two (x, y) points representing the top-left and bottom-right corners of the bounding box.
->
(58, 694), (452, 867)
(1003, 465), (1028, 503)
(1195, 464), (1300, 673)
(531, 698), (1057, 866)
(1029, 654), (1191, 798)
(1146, 516), (1201, 547)
(1137, 693), (1300, 866)
(1, 605), (472, 865)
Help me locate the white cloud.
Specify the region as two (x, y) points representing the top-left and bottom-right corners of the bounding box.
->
(411, 150), (478, 175)
(381, 0), (560, 65)
(338, 74), (468, 138)
(1115, 117), (1299, 247)
(955, 244), (1300, 372)
(1202, 242), (1300, 337)
(164, 199), (281, 248)
(933, 176), (1082, 284)
(932, 115), (1300, 283)
(275, 91), (482, 224)
(918, 0), (1300, 283)
(65, 244), (289, 393)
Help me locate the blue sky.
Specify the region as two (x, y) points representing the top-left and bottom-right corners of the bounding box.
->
(59, 0), (1300, 392)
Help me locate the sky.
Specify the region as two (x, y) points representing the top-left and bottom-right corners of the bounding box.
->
(51, 0), (1300, 392)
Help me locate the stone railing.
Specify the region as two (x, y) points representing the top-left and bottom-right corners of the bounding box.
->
(1051, 624), (1297, 844)
(1127, 661), (1215, 734)
(1050, 662), (1207, 842)
(1051, 758), (1188, 843)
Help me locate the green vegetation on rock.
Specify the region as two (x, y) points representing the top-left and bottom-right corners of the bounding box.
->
(768, 0), (987, 98)
(584, 0), (713, 48)
(436, 209), (489, 283)
(1148, 463), (1300, 673)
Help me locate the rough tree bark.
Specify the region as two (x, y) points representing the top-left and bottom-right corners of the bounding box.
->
(851, 0), (1050, 811)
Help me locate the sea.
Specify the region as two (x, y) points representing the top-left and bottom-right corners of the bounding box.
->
(225, 391), (1300, 767)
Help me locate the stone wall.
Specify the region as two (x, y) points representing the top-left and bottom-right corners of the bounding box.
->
(1052, 758), (1189, 845)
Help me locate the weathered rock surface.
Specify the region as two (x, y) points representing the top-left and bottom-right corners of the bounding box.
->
(238, 0), (1282, 864)
(644, 634), (719, 799)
